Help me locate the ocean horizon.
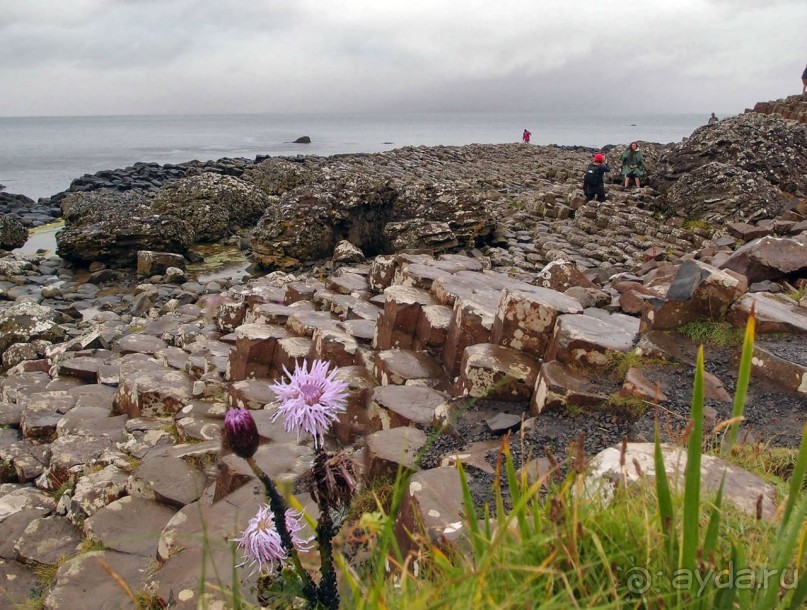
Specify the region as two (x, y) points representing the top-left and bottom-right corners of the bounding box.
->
(0, 111), (714, 201)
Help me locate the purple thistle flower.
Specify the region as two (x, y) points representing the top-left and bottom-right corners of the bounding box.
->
(271, 360), (348, 447)
(224, 408), (260, 459)
(233, 506), (313, 575)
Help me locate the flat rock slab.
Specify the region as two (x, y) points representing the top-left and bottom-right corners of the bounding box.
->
(395, 466), (465, 557)
(369, 385), (449, 431)
(719, 235), (807, 283)
(20, 391), (77, 439)
(128, 456), (206, 508)
(364, 426), (427, 480)
(68, 465), (129, 524)
(0, 558), (38, 607)
(44, 550), (150, 610)
(454, 343), (539, 402)
(586, 443), (778, 521)
(0, 370), (51, 405)
(214, 442), (313, 502)
(546, 313), (636, 366)
(83, 496), (178, 557)
(14, 515), (82, 566)
(374, 349), (445, 386)
(114, 333), (169, 355)
(57, 356), (105, 380)
(0, 486), (55, 524)
(728, 293), (807, 334)
(0, 506), (52, 559)
(751, 343), (807, 395)
(45, 435), (117, 489)
(228, 378), (278, 410)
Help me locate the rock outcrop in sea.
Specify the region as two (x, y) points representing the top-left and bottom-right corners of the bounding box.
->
(0, 96), (806, 607)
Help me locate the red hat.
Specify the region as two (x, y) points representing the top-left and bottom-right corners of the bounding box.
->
(593, 153), (605, 163)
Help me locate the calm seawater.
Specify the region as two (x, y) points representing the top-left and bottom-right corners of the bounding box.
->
(0, 112), (707, 200)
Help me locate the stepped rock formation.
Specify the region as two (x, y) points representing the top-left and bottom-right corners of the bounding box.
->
(1, 100), (806, 607)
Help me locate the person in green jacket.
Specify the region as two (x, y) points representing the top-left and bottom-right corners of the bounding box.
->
(620, 141), (645, 188)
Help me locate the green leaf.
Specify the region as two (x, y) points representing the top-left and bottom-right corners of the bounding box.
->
(728, 311), (755, 448)
(654, 416), (676, 564)
(782, 423), (807, 527)
(681, 345), (705, 573)
(457, 460), (485, 559)
(702, 473), (725, 559)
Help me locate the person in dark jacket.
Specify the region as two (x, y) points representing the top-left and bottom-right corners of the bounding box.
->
(583, 153), (610, 202)
(802, 63), (807, 96)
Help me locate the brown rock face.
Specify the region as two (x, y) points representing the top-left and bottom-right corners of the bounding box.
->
(752, 95), (807, 126)
(719, 236), (807, 283)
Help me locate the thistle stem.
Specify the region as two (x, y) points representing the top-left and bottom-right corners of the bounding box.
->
(313, 448), (339, 609)
(246, 457), (318, 606)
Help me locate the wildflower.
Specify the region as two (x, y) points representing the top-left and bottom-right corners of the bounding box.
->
(233, 506), (313, 575)
(272, 360), (348, 446)
(224, 408), (260, 459)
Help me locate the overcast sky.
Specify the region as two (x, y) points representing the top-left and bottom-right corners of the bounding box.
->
(1, 0), (805, 117)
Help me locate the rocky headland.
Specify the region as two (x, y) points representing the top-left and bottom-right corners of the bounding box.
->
(0, 97), (806, 608)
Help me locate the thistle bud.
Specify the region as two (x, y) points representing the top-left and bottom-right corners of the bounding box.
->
(224, 408), (260, 459)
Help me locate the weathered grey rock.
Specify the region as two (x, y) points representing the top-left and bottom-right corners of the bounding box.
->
(369, 385), (449, 431)
(214, 441), (313, 501)
(44, 550), (150, 610)
(114, 367), (195, 418)
(333, 239), (366, 263)
(84, 496), (177, 556)
(545, 313), (636, 366)
(374, 349), (445, 386)
(729, 293), (807, 334)
(719, 235), (807, 283)
(68, 465), (129, 524)
(586, 443), (777, 520)
(531, 361), (610, 414)
(128, 456), (206, 508)
(13, 515), (82, 565)
(364, 426), (426, 480)
(394, 466), (465, 557)
(0, 558), (38, 605)
(0, 214), (28, 250)
(152, 173), (270, 241)
(0, 301), (66, 354)
(136, 250), (187, 276)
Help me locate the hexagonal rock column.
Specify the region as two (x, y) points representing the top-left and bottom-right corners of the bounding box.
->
(308, 327), (359, 367)
(228, 378), (277, 410)
(13, 516), (82, 566)
(273, 336), (313, 375)
(369, 255), (397, 292)
(545, 314), (636, 367)
(533, 260), (596, 292)
(413, 304), (453, 352)
(453, 343), (539, 401)
(364, 427), (426, 480)
(530, 361), (610, 415)
(20, 391), (76, 439)
(226, 323), (289, 382)
(332, 365), (376, 443)
(113, 367), (194, 418)
(368, 385), (450, 432)
(490, 287), (583, 359)
(394, 466), (465, 559)
(443, 293), (500, 376)
(373, 285), (435, 350)
(374, 349), (445, 387)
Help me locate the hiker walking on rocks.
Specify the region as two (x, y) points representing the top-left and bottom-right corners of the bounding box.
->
(522, 129), (531, 144)
(707, 112), (719, 125)
(620, 142), (645, 188)
(583, 153), (610, 203)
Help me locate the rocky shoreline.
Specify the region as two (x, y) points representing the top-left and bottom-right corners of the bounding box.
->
(0, 97), (806, 607)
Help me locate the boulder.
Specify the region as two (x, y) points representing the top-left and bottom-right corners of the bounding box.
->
(0, 214), (28, 250)
(151, 173), (270, 241)
(0, 302), (66, 355)
(719, 235), (807, 283)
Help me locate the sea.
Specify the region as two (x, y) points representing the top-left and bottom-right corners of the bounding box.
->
(0, 112), (710, 201)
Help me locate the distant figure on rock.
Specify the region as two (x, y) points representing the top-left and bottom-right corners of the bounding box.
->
(583, 153), (610, 203)
(620, 142), (645, 188)
(522, 129), (531, 144)
(707, 112), (719, 125)
(802, 64), (807, 96)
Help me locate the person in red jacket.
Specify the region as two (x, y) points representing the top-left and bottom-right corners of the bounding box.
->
(522, 129), (531, 144)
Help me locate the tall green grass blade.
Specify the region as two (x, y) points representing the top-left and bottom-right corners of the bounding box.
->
(782, 423), (807, 527)
(702, 473), (725, 559)
(786, 557), (807, 610)
(681, 345), (705, 574)
(654, 416), (675, 563)
(457, 460), (485, 559)
(713, 545), (740, 610)
(728, 311), (755, 448)
(503, 436), (530, 539)
(758, 493), (807, 610)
